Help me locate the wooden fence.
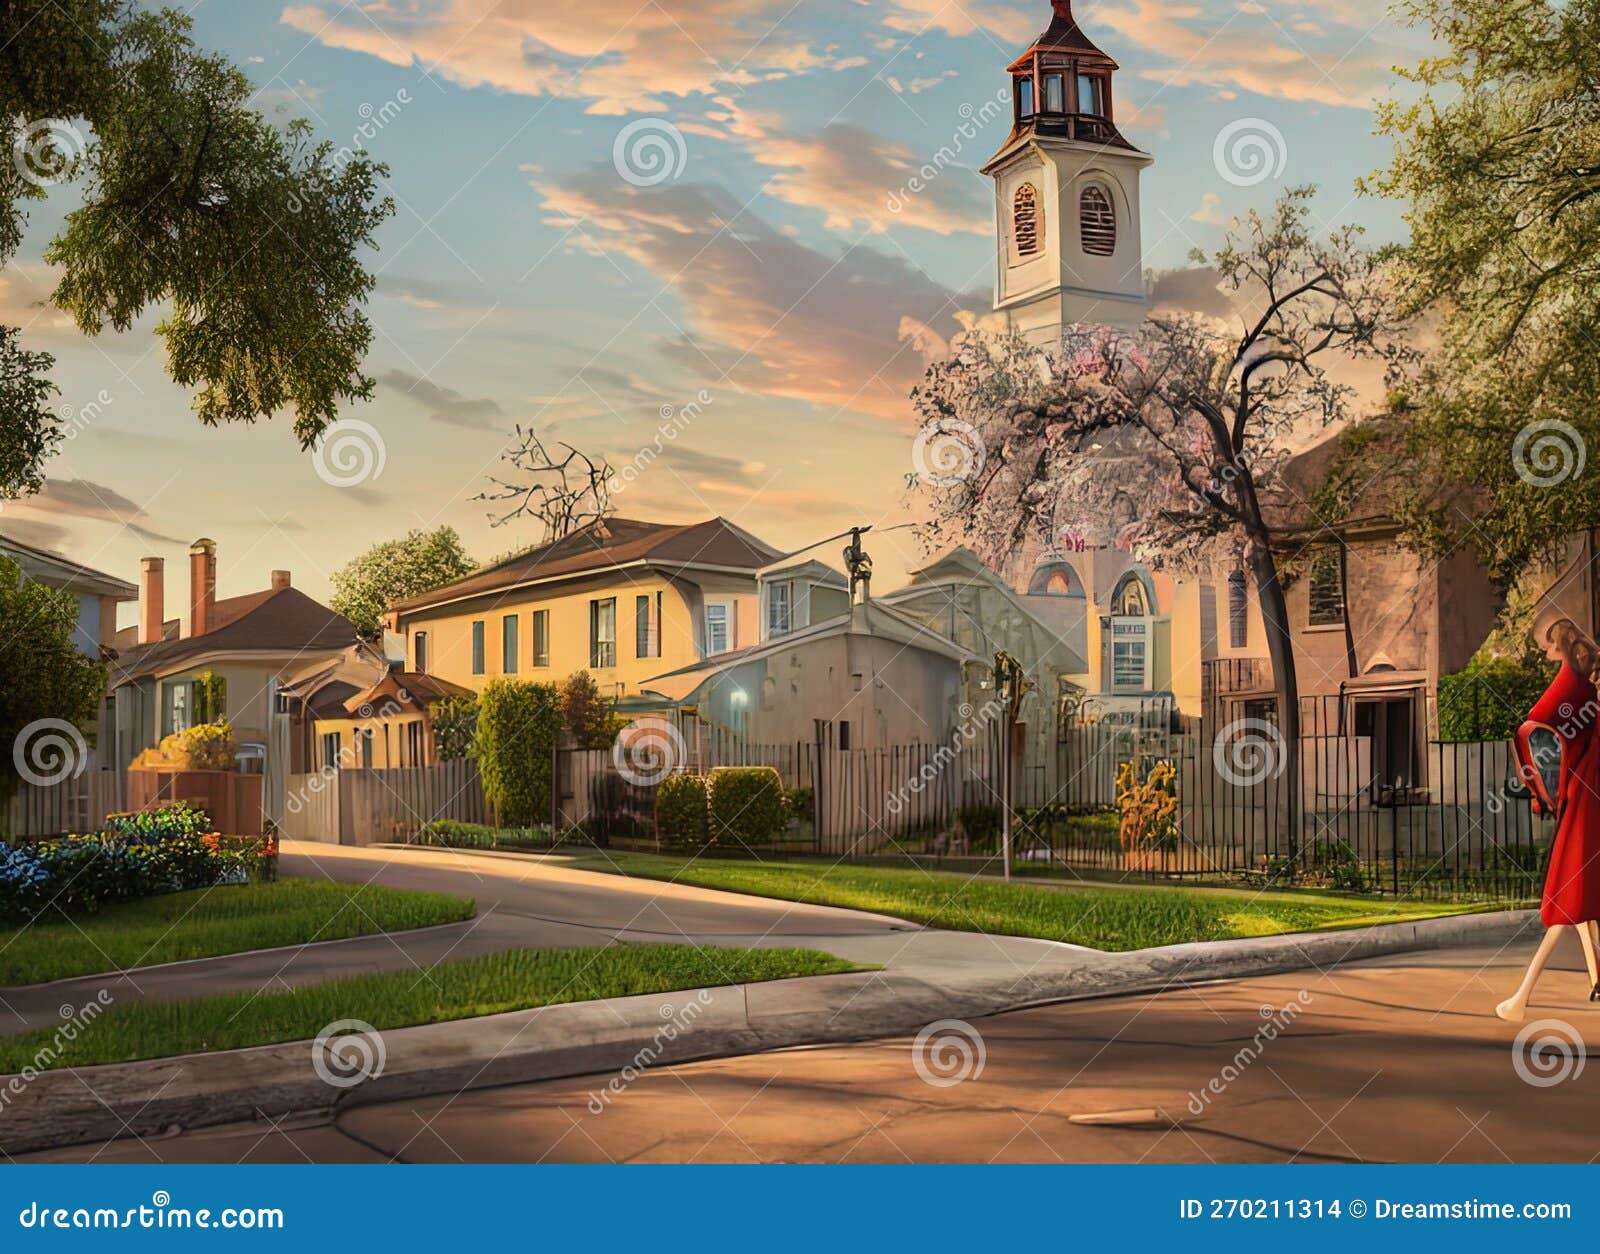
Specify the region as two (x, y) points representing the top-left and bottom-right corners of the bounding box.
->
(280, 759), (487, 845)
(3, 769), (126, 837)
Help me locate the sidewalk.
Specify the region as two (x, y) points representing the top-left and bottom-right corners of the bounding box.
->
(0, 904), (1539, 1155)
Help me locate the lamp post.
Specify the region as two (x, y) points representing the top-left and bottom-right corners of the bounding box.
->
(992, 650), (1031, 880)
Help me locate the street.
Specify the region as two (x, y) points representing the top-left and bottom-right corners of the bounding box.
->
(26, 935), (1596, 1164)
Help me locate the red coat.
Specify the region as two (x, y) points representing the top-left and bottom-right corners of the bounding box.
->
(1516, 662), (1600, 926)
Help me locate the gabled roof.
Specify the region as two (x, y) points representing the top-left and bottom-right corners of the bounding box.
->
(390, 516), (781, 615)
(757, 557), (848, 588)
(1013, 0), (1116, 65)
(0, 531), (137, 600)
(112, 587), (357, 683)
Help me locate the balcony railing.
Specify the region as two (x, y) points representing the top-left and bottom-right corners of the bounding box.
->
(1203, 657), (1272, 700)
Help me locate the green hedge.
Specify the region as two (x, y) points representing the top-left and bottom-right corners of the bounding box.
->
(1438, 656), (1556, 742)
(416, 818), (550, 851)
(473, 680), (563, 826)
(656, 774), (709, 848)
(709, 766), (787, 845)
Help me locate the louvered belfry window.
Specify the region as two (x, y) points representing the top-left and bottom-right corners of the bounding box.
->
(1013, 182), (1041, 258)
(1080, 184), (1116, 256)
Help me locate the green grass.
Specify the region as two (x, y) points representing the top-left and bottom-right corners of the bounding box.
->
(568, 853), (1503, 951)
(0, 945), (858, 1072)
(0, 879), (475, 986)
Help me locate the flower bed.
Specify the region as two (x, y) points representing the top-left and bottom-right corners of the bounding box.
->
(0, 803), (276, 924)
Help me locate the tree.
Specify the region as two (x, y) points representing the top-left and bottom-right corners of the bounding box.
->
(912, 189), (1405, 849)
(0, 2), (394, 497)
(1370, 0), (1600, 578)
(480, 429), (615, 539)
(560, 670), (625, 749)
(0, 555), (107, 804)
(329, 526), (476, 637)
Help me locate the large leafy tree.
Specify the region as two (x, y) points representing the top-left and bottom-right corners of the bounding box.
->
(1371, 0), (1600, 577)
(0, 1), (394, 497)
(329, 526), (477, 636)
(0, 555), (107, 803)
(913, 190), (1405, 841)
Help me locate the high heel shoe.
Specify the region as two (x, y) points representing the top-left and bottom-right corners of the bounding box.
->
(1590, 984), (1599, 1002)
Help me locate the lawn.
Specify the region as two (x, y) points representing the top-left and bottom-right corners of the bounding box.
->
(0, 879), (475, 986)
(0, 945), (858, 1072)
(568, 853), (1503, 951)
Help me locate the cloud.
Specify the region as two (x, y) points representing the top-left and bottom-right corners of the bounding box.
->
(279, 1), (861, 115)
(1147, 265), (1236, 319)
(1191, 192), (1225, 225)
(13, 477), (184, 544)
(379, 369), (504, 430)
(0, 517), (71, 552)
(532, 169), (968, 422)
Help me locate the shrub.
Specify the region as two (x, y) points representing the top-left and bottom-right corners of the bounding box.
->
(417, 819), (550, 851)
(130, 721), (238, 771)
(560, 671), (627, 748)
(1115, 760), (1178, 852)
(474, 680), (563, 826)
(656, 774), (709, 847)
(784, 786), (813, 824)
(957, 804), (1002, 847)
(1439, 655), (1557, 742)
(430, 694), (478, 761)
(0, 843), (51, 921)
(105, 802), (212, 842)
(708, 766), (786, 845)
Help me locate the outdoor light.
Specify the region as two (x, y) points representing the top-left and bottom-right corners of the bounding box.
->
(730, 689), (748, 707)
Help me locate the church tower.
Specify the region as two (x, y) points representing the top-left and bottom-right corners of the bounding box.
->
(981, 0), (1152, 343)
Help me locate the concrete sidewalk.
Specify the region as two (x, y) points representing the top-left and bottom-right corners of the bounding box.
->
(0, 904), (1539, 1155)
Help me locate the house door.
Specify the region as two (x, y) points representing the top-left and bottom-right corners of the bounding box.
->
(1354, 697), (1417, 795)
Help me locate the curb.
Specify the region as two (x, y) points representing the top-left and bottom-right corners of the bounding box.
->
(0, 906), (1539, 1156)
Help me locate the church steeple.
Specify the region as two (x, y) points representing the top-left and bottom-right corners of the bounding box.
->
(981, 0), (1152, 341)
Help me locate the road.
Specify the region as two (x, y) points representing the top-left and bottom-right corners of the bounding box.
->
(26, 935), (1597, 1164)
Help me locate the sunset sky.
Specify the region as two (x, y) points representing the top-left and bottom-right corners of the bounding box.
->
(1, 0), (1425, 622)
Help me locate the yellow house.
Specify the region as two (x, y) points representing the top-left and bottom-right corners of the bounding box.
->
(387, 517), (780, 701)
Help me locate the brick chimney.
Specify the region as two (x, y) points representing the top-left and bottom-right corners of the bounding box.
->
(188, 538), (217, 638)
(139, 557), (164, 645)
(270, 570), (291, 592)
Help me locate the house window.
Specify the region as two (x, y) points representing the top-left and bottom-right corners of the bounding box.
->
(471, 620), (485, 675)
(1112, 640), (1146, 690)
(1077, 74), (1104, 116)
(635, 592), (661, 659)
(414, 630), (428, 673)
(768, 582), (792, 637)
(161, 681), (193, 736)
(321, 731), (341, 770)
(1113, 575), (1148, 616)
(356, 727), (374, 769)
(502, 614), (519, 674)
(837, 720), (852, 751)
(1043, 71), (1064, 113)
(1308, 550), (1346, 627)
(406, 721), (426, 767)
(705, 602), (734, 654)
(1016, 76), (1034, 118)
(1227, 571), (1248, 649)
(1080, 185), (1116, 256)
(1013, 183), (1041, 258)
(590, 598), (617, 668)
(532, 609), (550, 667)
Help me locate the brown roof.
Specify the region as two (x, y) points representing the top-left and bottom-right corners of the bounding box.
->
(1031, 0), (1112, 58)
(112, 587), (358, 682)
(391, 516), (781, 614)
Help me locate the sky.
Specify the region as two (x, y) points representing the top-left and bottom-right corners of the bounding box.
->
(0, 0), (1429, 622)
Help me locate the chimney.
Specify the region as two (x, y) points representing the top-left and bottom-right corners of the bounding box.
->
(188, 538), (217, 638)
(270, 570), (291, 592)
(139, 557), (164, 645)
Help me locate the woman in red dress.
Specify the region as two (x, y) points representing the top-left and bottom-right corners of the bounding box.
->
(1499, 613), (1600, 1022)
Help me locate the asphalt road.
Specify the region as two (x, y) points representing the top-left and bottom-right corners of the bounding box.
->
(28, 935), (1598, 1164)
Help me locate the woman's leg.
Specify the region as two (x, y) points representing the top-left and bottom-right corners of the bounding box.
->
(1587, 922), (1600, 999)
(1497, 925), (1567, 1023)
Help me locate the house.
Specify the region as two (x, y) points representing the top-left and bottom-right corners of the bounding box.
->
(0, 530), (136, 658)
(108, 539), (360, 812)
(640, 594), (982, 752)
(277, 641), (474, 772)
(387, 516), (781, 701)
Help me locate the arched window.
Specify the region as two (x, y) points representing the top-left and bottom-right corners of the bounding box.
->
(1013, 182), (1041, 258)
(1080, 184), (1116, 256)
(1114, 575), (1148, 616)
(1227, 570), (1248, 648)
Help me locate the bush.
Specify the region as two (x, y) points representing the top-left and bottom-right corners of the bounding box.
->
(1439, 656), (1557, 742)
(416, 819), (550, 851)
(784, 786), (813, 824)
(958, 804), (1002, 847)
(656, 774), (709, 847)
(561, 671), (627, 749)
(130, 721), (238, 771)
(474, 680), (563, 826)
(429, 695), (478, 761)
(105, 802), (212, 842)
(1115, 760), (1178, 852)
(708, 767), (786, 845)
